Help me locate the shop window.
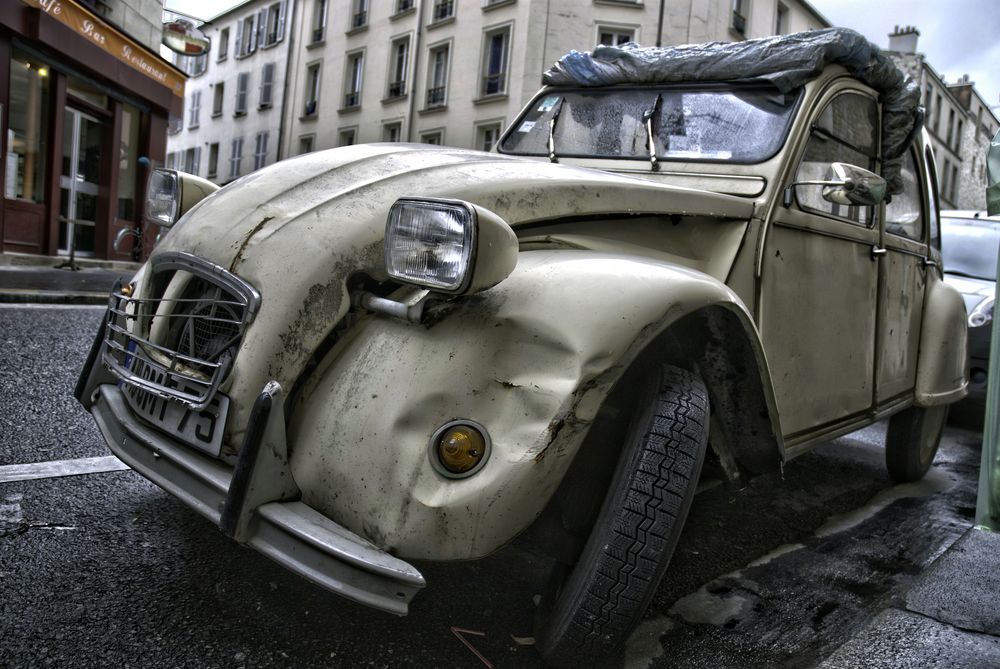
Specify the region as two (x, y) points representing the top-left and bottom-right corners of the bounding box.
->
(6, 51), (50, 203)
(117, 104), (140, 220)
(259, 63), (275, 108)
(67, 77), (109, 109)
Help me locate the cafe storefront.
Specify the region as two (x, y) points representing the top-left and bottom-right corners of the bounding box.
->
(0, 0), (184, 262)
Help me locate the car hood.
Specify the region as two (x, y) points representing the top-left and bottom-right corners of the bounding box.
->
(943, 274), (994, 313)
(151, 143), (755, 450)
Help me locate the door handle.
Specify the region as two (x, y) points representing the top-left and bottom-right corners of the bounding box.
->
(871, 246), (888, 260)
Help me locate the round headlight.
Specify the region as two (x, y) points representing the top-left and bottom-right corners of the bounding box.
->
(430, 420), (491, 478)
(969, 295), (994, 328)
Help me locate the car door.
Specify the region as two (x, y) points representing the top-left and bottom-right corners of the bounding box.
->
(759, 87), (881, 440)
(877, 146), (929, 406)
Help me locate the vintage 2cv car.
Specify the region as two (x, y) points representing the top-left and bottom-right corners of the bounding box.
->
(76, 28), (966, 666)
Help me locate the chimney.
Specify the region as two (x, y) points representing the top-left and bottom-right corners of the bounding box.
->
(888, 25), (919, 54)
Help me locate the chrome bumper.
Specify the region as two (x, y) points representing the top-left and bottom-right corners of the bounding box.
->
(89, 384), (425, 615)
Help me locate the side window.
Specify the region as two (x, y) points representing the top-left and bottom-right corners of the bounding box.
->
(885, 148), (924, 242)
(794, 92), (879, 226)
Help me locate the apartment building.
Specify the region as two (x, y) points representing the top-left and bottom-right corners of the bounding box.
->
(166, 0), (294, 183)
(887, 25), (999, 211)
(279, 0), (829, 156)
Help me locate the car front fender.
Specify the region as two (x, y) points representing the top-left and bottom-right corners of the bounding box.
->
(288, 249), (781, 560)
(915, 273), (969, 406)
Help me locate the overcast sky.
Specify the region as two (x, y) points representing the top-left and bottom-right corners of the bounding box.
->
(165, 0), (1000, 111)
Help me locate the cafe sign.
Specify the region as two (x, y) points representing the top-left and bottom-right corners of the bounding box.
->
(23, 0), (186, 100)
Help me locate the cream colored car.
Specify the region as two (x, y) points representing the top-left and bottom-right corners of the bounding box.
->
(77, 33), (966, 667)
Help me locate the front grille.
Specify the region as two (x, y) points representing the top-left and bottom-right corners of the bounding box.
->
(103, 252), (261, 411)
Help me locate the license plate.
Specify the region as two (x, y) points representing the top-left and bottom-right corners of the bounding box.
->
(121, 357), (229, 458)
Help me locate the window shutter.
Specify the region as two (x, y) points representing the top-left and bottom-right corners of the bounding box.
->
(277, 0), (288, 42)
(235, 19), (244, 56)
(256, 9), (266, 49)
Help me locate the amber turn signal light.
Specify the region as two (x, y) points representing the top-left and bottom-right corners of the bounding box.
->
(430, 420), (491, 478)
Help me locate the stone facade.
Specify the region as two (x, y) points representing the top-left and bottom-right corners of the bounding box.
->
(81, 0), (165, 53)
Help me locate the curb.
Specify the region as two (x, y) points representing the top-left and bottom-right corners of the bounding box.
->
(0, 290), (109, 305)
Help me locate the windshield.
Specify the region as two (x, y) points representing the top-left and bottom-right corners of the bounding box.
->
(499, 85), (800, 164)
(941, 218), (1000, 281)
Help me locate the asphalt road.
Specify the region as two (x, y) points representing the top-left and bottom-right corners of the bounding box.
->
(0, 304), (982, 668)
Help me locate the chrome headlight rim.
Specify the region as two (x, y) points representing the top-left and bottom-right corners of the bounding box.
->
(384, 197), (478, 294)
(969, 294), (994, 328)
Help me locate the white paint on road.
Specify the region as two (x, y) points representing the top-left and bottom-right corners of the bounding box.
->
(0, 303), (105, 310)
(0, 455), (129, 484)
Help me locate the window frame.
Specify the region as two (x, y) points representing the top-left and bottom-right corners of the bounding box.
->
(475, 119), (504, 152)
(229, 137), (244, 179)
(304, 62), (321, 116)
(479, 23), (512, 98)
(207, 142), (220, 179)
(212, 82), (224, 117)
(386, 35), (411, 99)
(343, 50), (365, 110)
(217, 28), (229, 62)
(235, 72), (250, 116)
(253, 131), (269, 170)
(425, 41), (451, 109)
(187, 89), (201, 128)
(259, 62), (276, 108)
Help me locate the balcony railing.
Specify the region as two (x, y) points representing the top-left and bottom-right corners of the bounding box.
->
(481, 73), (505, 96)
(344, 91), (360, 108)
(311, 27), (324, 43)
(432, 0), (454, 21)
(426, 86), (445, 107)
(397, 0), (414, 12)
(388, 81), (406, 98)
(352, 11), (367, 28)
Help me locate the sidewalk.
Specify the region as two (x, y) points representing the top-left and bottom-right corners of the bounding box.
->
(0, 252), (135, 304)
(819, 526), (1000, 667)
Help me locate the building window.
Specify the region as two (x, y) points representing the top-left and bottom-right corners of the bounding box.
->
(598, 28), (634, 46)
(217, 28), (229, 61)
(387, 37), (410, 98)
(229, 137), (244, 179)
(775, 3), (788, 34)
(352, 0), (368, 29)
(396, 0), (415, 13)
(432, 0), (454, 21)
(236, 14), (257, 57)
(955, 120), (964, 152)
(344, 51), (364, 109)
(311, 0), (327, 43)
(305, 63), (321, 116)
(212, 82), (224, 117)
(263, 1), (287, 46)
(934, 94), (943, 135)
(480, 25), (510, 97)
(949, 164), (959, 203)
(187, 90), (201, 128)
(207, 142), (219, 179)
(254, 131), (269, 170)
(183, 146), (201, 175)
(382, 121), (402, 142)
(946, 108), (956, 146)
(421, 129), (443, 145)
(167, 115), (182, 135)
(339, 127), (357, 146)
(299, 135), (315, 154)
(476, 121), (502, 151)
(426, 43), (450, 108)
(6, 50), (50, 203)
(259, 62), (276, 107)
(731, 0), (748, 37)
(235, 72), (249, 115)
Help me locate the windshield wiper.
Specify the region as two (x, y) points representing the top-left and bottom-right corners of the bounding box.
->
(548, 98), (564, 163)
(642, 94), (663, 171)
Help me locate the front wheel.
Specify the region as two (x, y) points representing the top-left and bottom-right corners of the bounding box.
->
(534, 364), (709, 667)
(885, 404), (947, 483)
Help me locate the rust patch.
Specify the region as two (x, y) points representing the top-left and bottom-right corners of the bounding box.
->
(229, 216), (274, 273)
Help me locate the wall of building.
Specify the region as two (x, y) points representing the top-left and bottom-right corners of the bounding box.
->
(166, 0), (295, 183)
(88, 0), (165, 53)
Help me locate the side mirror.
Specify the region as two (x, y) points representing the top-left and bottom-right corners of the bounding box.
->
(820, 162), (887, 207)
(784, 162), (887, 209)
(987, 128), (1000, 216)
(144, 168), (219, 228)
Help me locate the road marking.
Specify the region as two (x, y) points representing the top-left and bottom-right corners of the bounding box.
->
(0, 456), (129, 484)
(0, 303), (105, 310)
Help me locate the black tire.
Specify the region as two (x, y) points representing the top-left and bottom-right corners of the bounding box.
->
(534, 364), (709, 667)
(885, 404), (947, 483)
